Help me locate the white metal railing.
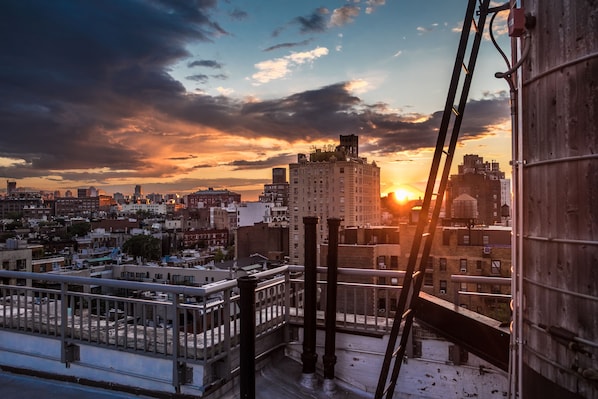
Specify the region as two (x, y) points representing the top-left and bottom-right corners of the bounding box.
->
(0, 267), (401, 349)
(0, 266), (513, 392)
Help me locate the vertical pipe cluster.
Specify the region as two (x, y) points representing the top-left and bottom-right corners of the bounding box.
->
(238, 275), (258, 399)
(301, 216), (319, 387)
(323, 218), (341, 392)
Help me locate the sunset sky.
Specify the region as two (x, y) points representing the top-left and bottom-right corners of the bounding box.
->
(0, 0), (512, 201)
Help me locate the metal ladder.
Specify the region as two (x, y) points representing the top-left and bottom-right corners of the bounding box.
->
(374, 1), (492, 397)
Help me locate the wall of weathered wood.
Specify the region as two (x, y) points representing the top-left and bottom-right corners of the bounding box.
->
(521, 0), (598, 398)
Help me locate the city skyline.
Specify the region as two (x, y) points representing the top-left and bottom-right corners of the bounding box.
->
(1, 1), (512, 201)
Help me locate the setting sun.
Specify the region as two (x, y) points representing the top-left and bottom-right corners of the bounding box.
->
(394, 188), (413, 203)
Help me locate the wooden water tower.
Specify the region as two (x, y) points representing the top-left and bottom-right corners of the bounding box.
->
(517, 1), (598, 397)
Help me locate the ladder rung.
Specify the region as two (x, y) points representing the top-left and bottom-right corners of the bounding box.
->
(461, 62), (470, 75)
(382, 382), (394, 396)
(401, 308), (413, 320)
(392, 344), (403, 358)
(472, 19), (479, 33)
(412, 270), (421, 279)
(452, 106), (460, 116)
(422, 232), (430, 237)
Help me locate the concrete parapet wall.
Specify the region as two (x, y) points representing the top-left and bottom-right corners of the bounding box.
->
(0, 330), (206, 396)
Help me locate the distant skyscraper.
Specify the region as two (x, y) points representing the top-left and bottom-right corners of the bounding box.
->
(288, 135), (381, 265)
(260, 168), (289, 206)
(6, 181), (16, 196)
(272, 168), (286, 184)
(134, 185), (142, 199)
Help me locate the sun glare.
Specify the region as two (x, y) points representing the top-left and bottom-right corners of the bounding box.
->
(394, 188), (412, 203)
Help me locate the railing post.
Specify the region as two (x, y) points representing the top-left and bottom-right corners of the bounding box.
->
(284, 266), (291, 342)
(301, 216), (319, 389)
(238, 275), (258, 399)
(60, 282), (68, 365)
(323, 218), (340, 393)
(222, 287), (232, 377)
(172, 295), (181, 393)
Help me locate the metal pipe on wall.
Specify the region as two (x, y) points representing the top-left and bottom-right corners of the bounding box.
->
(238, 275), (258, 399)
(323, 218), (341, 393)
(300, 216), (319, 388)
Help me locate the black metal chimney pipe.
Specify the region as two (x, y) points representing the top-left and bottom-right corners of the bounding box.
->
(323, 218), (340, 388)
(301, 216), (319, 378)
(238, 275), (258, 399)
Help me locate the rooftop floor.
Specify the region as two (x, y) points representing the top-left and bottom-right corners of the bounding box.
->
(0, 355), (372, 399)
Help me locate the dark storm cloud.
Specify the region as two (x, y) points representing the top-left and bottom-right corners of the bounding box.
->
(188, 60), (224, 69)
(229, 8), (248, 21)
(295, 8), (329, 33)
(168, 155), (198, 161)
(0, 1), (510, 184)
(186, 74), (210, 83)
(226, 154), (296, 170)
(0, 0), (223, 176)
(362, 93), (510, 155)
(263, 39), (314, 52)
(272, 8), (329, 37)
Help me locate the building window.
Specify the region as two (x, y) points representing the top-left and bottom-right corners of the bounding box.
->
(377, 255), (386, 269)
(424, 272), (433, 286)
(460, 259), (467, 272)
(476, 260), (483, 270)
(379, 276), (386, 285)
(460, 282), (467, 292)
(426, 256), (434, 270)
(439, 280), (447, 294)
(463, 235), (470, 245)
(491, 260), (501, 274)
(16, 259), (27, 271)
(439, 258), (447, 272)
(390, 256), (399, 270)
(483, 235), (489, 245)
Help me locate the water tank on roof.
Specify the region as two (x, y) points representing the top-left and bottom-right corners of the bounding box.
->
(451, 193), (478, 220)
(518, 2), (598, 397)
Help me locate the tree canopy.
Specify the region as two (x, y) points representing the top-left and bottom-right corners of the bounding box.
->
(122, 234), (161, 261)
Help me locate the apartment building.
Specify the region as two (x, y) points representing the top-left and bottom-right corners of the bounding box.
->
(288, 135), (381, 265)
